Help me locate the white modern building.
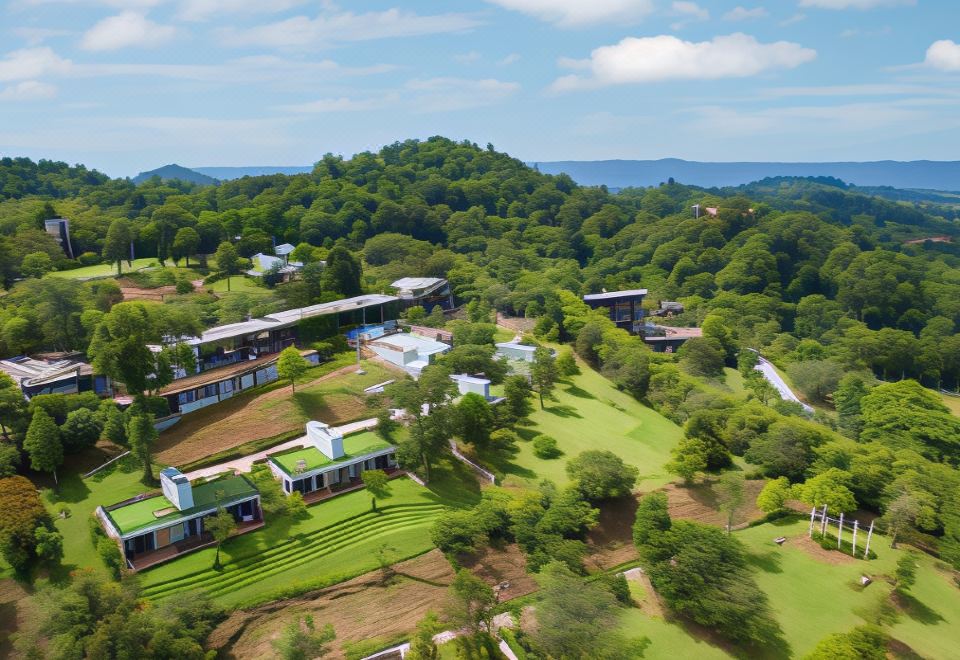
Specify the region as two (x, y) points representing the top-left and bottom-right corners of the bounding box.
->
(267, 422), (398, 498)
(368, 332), (451, 377)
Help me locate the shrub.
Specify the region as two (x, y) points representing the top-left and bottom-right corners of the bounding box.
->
(97, 535), (123, 579)
(286, 491), (308, 518)
(533, 435), (561, 459)
(78, 251), (101, 266)
(175, 277), (194, 295)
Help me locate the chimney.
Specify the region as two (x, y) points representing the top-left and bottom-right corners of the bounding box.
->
(306, 421), (344, 460)
(160, 467), (194, 510)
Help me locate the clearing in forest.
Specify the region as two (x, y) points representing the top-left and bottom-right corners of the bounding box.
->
(493, 362), (683, 489)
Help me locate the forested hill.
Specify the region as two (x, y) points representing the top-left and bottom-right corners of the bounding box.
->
(535, 158), (960, 191)
(132, 164), (218, 186)
(0, 136), (959, 392)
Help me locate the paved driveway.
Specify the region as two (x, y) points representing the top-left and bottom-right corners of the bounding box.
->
(754, 356), (814, 414)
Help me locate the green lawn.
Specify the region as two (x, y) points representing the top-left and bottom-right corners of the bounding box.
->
(494, 325), (517, 343)
(617, 583), (729, 660)
(138, 475), (466, 608)
(43, 459), (148, 576)
(207, 275), (273, 296)
(722, 367), (748, 398)
(615, 519), (959, 659)
(940, 392), (960, 417)
(492, 364), (683, 489)
(48, 258), (161, 279)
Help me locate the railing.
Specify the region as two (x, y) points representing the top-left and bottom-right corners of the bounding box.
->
(448, 440), (496, 485)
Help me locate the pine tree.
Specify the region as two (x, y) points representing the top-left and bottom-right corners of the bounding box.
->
(24, 408), (63, 486)
(127, 413), (157, 483)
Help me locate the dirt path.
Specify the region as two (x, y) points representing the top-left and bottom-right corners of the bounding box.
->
(155, 364), (369, 467)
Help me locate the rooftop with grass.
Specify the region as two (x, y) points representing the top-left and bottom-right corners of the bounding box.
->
(269, 429), (394, 477)
(104, 473), (259, 537)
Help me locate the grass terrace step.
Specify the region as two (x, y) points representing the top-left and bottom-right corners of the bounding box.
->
(142, 505), (444, 599)
(139, 502), (443, 589)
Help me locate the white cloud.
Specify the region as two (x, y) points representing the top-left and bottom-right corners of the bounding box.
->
(799, 0), (914, 9)
(22, 0), (163, 7)
(723, 6), (769, 21)
(275, 96), (388, 113)
(672, 1), (708, 20)
(454, 51), (482, 64)
(498, 53), (521, 65)
(925, 40), (960, 72)
(219, 8), (481, 48)
(780, 13), (807, 25)
(80, 12), (176, 51)
(176, 0), (306, 22)
(0, 80), (57, 101)
(484, 0), (653, 27)
(0, 47), (72, 82)
(670, 1), (708, 30)
(13, 27), (72, 46)
(405, 77), (520, 112)
(552, 33), (816, 91)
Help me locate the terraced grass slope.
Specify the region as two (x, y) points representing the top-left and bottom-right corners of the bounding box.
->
(138, 475), (463, 608)
(142, 502), (444, 605)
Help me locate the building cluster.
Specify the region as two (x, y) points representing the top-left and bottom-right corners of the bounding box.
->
(582, 289), (701, 353)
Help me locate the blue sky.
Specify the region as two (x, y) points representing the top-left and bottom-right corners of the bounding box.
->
(1, 0), (959, 176)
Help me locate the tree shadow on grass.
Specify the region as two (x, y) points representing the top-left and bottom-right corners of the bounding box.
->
(893, 591), (946, 625)
(544, 404), (582, 419)
(515, 428), (538, 442)
(744, 549), (783, 574)
(563, 383), (596, 399)
(49, 470), (91, 504)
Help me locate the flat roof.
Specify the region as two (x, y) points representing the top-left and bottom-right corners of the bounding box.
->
(269, 431), (394, 476)
(451, 374), (491, 385)
(0, 356), (91, 388)
(194, 294), (398, 346)
(391, 277), (444, 289)
(496, 342), (536, 352)
(104, 474), (258, 537)
(583, 289), (648, 302)
(371, 332), (450, 355)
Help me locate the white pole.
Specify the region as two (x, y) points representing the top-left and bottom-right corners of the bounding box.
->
(837, 512), (844, 549)
(863, 520), (875, 559)
(820, 504), (829, 537)
(852, 520), (859, 557)
(808, 507), (817, 538)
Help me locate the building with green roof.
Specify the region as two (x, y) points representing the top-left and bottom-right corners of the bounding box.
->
(96, 468), (262, 571)
(267, 422), (397, 497)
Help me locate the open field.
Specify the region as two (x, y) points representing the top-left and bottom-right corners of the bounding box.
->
(155, 356), (399, 466)
(210, 549), (457, 660)
(490, 362), (683, 489)
(611, 518), (960, 659)
(941, 391), (960, 416)
(207, 275), (274, 296)
(47, 258), (161, 279)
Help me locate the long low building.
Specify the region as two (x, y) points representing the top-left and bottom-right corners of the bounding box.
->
(267, 422), (398, 498)
(97, 468), (262, 571)
(0, 355), (109, 398)
(156, 349), (319, 416)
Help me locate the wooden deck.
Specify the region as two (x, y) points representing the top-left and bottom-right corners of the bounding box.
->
(127, 519), (264, 572)
(301, 468), (402, 505)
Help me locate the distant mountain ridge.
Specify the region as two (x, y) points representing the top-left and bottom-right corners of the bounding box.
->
(532, 159), (960, 192)
(132, 164), (218, 186)
(192, 166), (312, 180)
